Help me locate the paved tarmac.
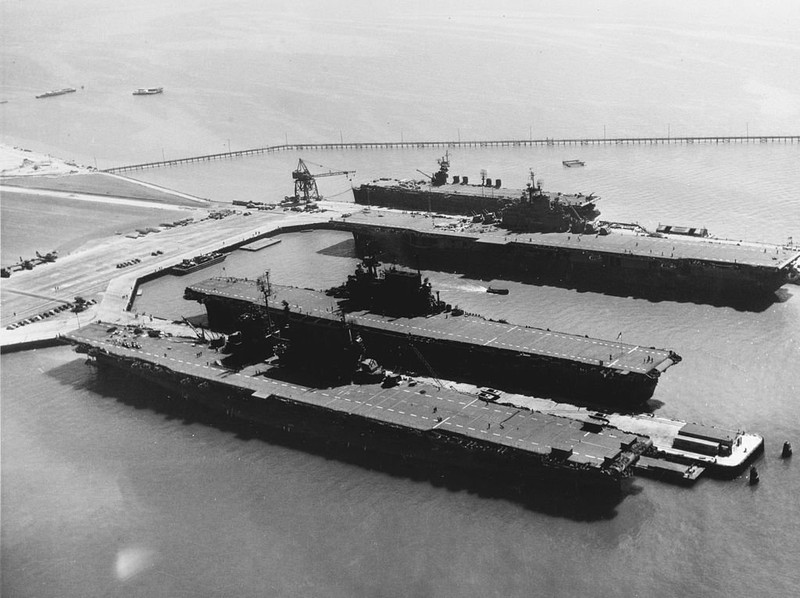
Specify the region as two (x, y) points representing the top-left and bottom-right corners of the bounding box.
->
(1, 198), (354, 346)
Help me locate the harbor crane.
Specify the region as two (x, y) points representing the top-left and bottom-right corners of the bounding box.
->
(291, 159), (354, 202)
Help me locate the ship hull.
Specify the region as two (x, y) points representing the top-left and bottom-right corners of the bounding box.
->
(35, 88), (76, 99)
(349, 227), (789, 304)
(89, 350), (627, 497)
(196, 293), (665, 406)
(354, 185), (506, 215)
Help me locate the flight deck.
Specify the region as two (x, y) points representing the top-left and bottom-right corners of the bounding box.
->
(67, 323), (645, 476)
(187, 278), (680, 379)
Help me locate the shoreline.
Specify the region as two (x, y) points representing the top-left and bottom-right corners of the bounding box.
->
(0, 143), (92, 177)
(1, 183), (202, 211)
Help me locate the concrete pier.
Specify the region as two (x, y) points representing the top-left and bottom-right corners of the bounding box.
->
(0, 204), (345, 351)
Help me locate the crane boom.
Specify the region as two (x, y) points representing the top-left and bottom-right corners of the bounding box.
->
(291, 159), (355, 202)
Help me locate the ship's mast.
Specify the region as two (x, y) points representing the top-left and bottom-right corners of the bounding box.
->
(257, 271), (273, 330)
(437, 151), (450, 174)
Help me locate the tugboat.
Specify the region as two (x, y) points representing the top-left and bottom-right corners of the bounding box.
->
(486, 286), (509, 295)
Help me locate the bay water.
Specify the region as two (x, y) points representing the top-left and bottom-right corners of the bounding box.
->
(2, 2), (800, 596)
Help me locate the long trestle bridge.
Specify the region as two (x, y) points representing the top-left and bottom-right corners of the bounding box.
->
(104, 135), (800, 174)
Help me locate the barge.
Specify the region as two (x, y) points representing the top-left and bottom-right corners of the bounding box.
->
(35, 87), (76, 99)
(171, 252), (226, 275)
(183, 261), (681, 405)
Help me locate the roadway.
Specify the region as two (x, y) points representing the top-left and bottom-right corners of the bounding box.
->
(0, 200), (352, 343)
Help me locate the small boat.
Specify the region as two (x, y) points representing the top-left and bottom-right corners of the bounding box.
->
(133, 87), (164, 96)
(562, 159), (585, 168)
(487, 286), (509, 295)
(171, 252), (226, 275)
(35, 87), (76, 99)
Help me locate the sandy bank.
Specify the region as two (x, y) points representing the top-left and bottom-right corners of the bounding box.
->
(0, 144), (92, 177)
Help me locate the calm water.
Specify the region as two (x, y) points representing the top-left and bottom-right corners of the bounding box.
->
(3, 2), (800, 597)
(2, 1), (800, 166)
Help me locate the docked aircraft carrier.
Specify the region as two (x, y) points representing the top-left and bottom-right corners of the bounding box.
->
(346, 156), (799, 303)
(67, 322), (650, 494)
(332, 210), (799, 303)
(58, 238), (760, 498)
(183, 262), (681, 405)
(353, 152), (599, 232)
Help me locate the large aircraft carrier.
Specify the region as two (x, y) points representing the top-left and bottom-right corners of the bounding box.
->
(184, 269), (681, 405)
(331, 209), (799, 303)
(66, 322), (650, 494)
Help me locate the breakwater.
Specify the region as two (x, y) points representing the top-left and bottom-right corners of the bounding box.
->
(103, 135), (800, 174)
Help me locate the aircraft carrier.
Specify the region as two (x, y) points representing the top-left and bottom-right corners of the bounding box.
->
(346, 155), (799, 303)
(353, 153), (599, 232)
(64, 320), (761, 494)
(66, 322), (650, 494)
(183, 266), (681, 405)
(332, 209), (799, 303)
